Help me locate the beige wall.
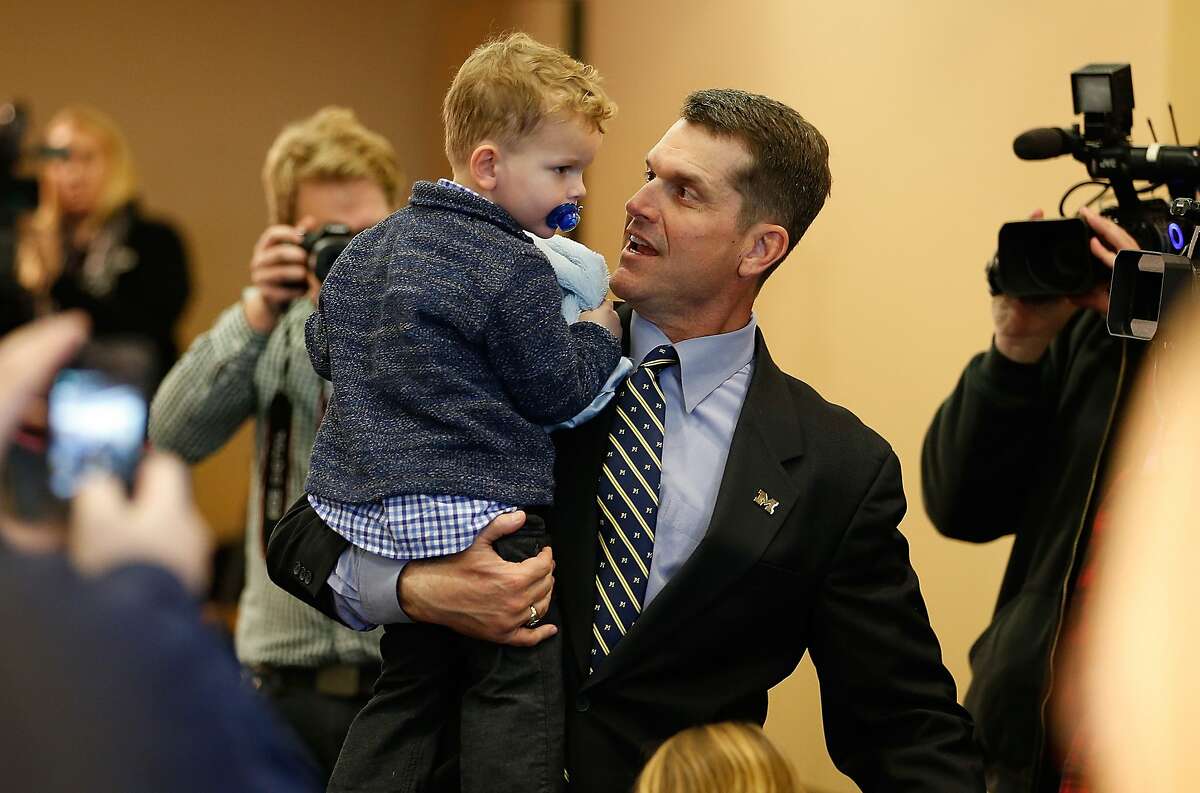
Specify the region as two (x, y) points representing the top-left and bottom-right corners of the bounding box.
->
(581, 2), (1175, 791)
(4, 2), (1193, 791)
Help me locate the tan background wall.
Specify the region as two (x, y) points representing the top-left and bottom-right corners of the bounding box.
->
(3, 2), (1193, 791)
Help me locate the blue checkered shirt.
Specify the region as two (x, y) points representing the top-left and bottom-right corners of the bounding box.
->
(436, 177), (483, 200)
(309, 493), (513, 560)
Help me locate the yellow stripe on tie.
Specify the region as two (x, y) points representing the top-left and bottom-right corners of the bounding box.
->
(597, 493), (656, 553)
(628, 384), (665, 435)
(647, 369), (668, 406)
(601, 464), (656, 540)
(616, 408), (662, 468)
(607, 435), (658, 505)
(593, 623), (612, 656)
(597, 527), (645, 607)
(595, 576), (627, 634)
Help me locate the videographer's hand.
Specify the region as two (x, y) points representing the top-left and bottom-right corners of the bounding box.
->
(242, 224), (311, 334)
(580, 300), (623, 340)
(69, 452), (212, 595)
(992, 209), (1079, 363)
(1069, 206), (1139, 315)
(397, 510), (557, 647)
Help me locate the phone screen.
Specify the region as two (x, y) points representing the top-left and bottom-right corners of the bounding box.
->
(46, 368), (147, 499)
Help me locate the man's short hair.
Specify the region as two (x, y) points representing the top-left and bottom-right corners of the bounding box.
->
(681, 89), (832, 274)
(263, 107), (402, 224)
(442, 32), (617, 166)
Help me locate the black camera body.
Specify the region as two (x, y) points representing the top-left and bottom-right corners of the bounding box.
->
(300, 223), (352, 283)
(1108, 198), (1200, 341)
(989, 64), (1200, 300)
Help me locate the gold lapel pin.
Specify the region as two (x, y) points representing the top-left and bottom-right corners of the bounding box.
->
(753, 489), (779, 515)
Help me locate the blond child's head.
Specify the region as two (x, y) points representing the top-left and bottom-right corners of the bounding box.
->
(442, 32), (616, 237)
(634, 722), (804, 793)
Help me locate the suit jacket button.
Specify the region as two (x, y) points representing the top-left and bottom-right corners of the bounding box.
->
(575, 694), (590, 712)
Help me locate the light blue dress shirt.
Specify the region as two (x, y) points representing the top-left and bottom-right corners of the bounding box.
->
(327, 311), (756, 628)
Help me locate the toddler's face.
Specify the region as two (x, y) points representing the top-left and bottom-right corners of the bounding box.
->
(492, 114), (602, 238)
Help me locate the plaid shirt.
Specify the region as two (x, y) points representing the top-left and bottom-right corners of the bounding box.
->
(149, 298), (381, 667)
(310, 494), (513, 560)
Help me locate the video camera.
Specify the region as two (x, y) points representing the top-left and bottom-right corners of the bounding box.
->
(987, 64), (1200, 301)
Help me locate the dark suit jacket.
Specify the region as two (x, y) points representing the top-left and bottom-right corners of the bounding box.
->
(267, 313), (984, 793)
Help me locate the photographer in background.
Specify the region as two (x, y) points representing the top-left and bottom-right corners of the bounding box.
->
(8, 106), (190, 387)
(0, 314), (317, 793)
(148, 107), (399, 778)
(921, 206), (1139, 793)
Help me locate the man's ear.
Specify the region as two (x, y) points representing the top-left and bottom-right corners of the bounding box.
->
(738, 224), (789, 280)
(469, 143), (501, 191)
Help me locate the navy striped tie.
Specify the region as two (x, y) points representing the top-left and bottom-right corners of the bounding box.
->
(590, 344), (678, 672)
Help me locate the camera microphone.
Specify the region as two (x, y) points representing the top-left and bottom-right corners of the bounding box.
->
(1013, 127), (1079, 160)
(1014, 127), (1200, 182)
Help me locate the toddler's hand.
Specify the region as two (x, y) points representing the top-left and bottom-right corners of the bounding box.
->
(580, 301), (622, 340)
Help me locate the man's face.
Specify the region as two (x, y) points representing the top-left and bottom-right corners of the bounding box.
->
(611, 120), (753, 329)
(294, 177), (391, 233)
(491, 114), (602, 238)
(294, 177), (391, 295)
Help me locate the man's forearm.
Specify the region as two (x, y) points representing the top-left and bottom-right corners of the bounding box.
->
(922, 344), (1051, 541)
(148, 302), (266, 462)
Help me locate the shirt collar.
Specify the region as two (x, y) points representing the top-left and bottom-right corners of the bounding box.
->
(437, 178), (489, 203)
(630, 311), (757, 413)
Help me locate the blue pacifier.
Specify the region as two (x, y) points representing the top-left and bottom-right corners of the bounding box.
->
(546, 202), (581, 232)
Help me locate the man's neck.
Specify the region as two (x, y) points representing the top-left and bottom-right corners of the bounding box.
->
(637, 302), (754, 345)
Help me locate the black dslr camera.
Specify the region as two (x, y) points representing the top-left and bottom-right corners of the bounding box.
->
(300, 223), (352, 283)
(987, 64), (1200, 299)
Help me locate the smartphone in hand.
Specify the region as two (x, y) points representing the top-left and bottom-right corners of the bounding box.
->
(1, 339), (154, 522)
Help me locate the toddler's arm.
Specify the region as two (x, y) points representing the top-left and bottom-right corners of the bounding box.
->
(483, 251), (622, 425)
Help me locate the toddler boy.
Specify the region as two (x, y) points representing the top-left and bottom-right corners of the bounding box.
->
(304, 33), (621, 793)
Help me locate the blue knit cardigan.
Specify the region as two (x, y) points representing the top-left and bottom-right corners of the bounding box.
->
(304, 180), (622, 505)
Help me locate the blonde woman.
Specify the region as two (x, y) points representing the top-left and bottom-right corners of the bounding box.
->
(13, 106), (189, 385)
(635, 723), (804, 793)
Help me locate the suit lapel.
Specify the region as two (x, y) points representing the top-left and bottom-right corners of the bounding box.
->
(553, 404), (612, 682)
(584, 332), (806, 688)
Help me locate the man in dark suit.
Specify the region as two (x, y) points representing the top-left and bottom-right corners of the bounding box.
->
(267, 89), (985, 793)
